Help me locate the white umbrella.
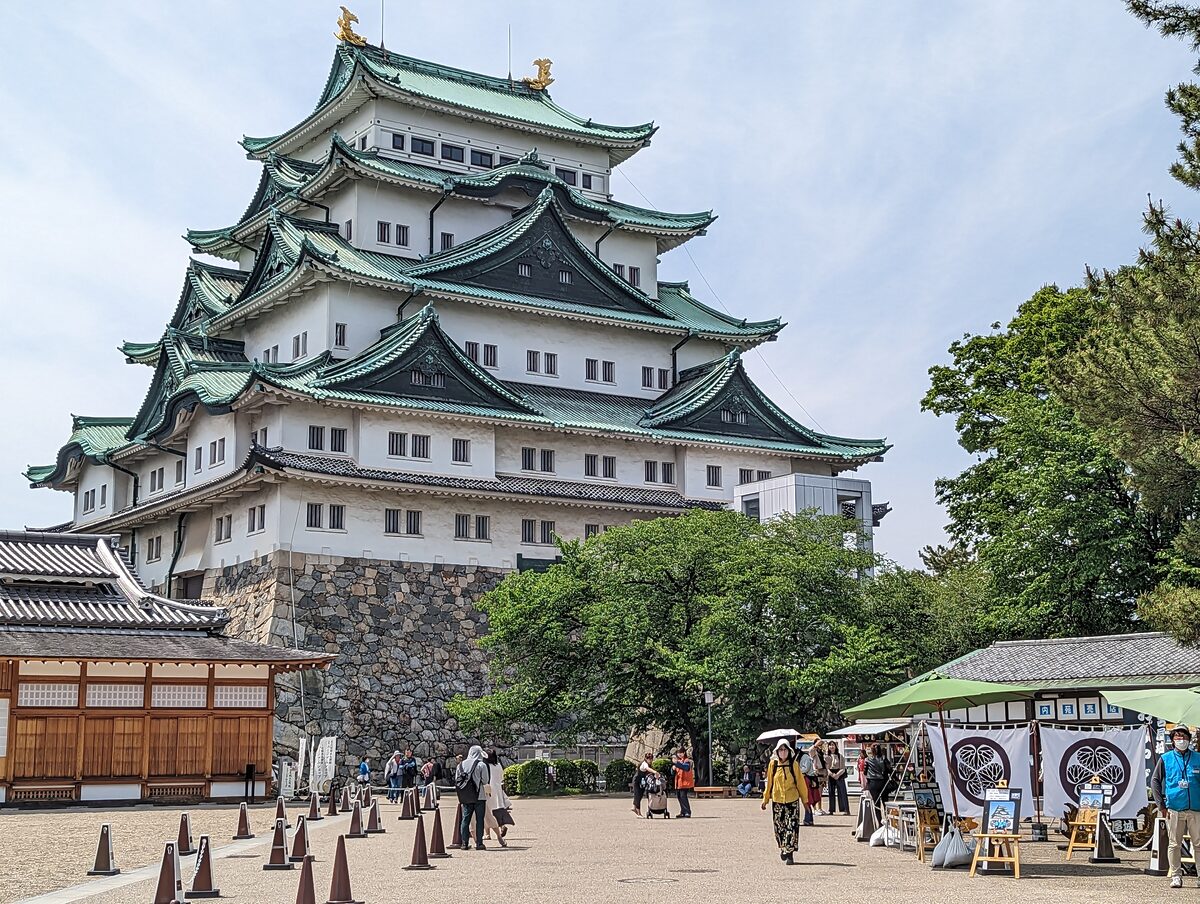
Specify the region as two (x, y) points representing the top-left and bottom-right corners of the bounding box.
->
(756, 728), (801, 743)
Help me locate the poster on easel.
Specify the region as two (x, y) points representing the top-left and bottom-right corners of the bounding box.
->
(1076, 782), (1113, 832)
(980, 787), (1023, 872)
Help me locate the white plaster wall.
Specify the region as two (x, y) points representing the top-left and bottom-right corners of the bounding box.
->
(358, 410), (496, 478)
(73, 460), (121, 526)
(239, 288), (330, 366)
(571, 223), (659, 290)
(677, 445), (807, 502)
(183, 410), (240, 485)
(494, 427), (681, 487)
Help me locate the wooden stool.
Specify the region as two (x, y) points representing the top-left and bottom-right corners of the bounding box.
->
(1064, 819), (1096, 860)
(970, 833), (1021, 878)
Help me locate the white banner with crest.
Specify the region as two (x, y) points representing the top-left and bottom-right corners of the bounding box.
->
(1040, 725), (1147, 819)
(927, 723), (1033, 818)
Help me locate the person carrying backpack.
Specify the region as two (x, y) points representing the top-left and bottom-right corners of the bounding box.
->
(761, 739), (810, 865)
(455, 745), (491, 850)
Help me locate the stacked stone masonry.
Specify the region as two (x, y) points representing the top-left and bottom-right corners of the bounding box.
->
(212, 551), (505, 771)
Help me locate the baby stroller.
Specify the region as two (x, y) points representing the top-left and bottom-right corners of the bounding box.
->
(643, 775), (671, 819)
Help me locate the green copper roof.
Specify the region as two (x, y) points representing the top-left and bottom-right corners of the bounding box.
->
(26, 417), (139, 487)
(242, 44), (655, 161)
(206, 201), (778, 343)
(188, 138), (712, 259)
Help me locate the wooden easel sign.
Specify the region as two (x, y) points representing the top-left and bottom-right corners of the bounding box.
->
(979, 788), (1023, 874)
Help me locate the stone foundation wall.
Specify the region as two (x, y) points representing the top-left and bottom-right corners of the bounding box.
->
(211, 552), (507, 771)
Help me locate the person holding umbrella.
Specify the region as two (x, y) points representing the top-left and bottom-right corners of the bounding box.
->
(761, 739), (809, 865)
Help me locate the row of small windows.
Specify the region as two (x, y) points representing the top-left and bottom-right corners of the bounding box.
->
(526, 350), (558, 376)
(721, 409), (750, 425)
(464, 342), (499, 368)
(611, 263), (641, 287)
(585, 358), (616, 384)
(377, 221), (411, 247)
(307, 426), (348, 454)
(385, 131), (600, 189)
(193, 439), (226, 473)
(642, 367), (671, 390)
(81, 484), (107, 514)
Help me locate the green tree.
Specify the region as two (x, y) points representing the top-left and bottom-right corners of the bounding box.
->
(447, 509), (882, 767)
(923, 285), (1160, 638)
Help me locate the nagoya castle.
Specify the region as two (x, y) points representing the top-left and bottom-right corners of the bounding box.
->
(27, 12), (889, 761)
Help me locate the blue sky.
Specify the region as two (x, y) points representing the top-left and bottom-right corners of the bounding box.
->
(0, 1), (1193, 567)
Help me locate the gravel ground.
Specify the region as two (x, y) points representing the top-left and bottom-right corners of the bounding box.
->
(4, 795), (1169, 903)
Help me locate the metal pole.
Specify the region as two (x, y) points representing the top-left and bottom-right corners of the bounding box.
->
(707, 703), (713, 785)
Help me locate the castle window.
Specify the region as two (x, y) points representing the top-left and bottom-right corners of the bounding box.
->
(292, 331), (308, 360)
(558, 269), (572, 285)
(721, 409), (749, 425)
(544, 352), (558, 376)
(440, 232), (454, 251)
(377, 221), (390, 244)
(146, 535), (162, 563)
(521, 518), (535, 544)
(539, 520), (557, 544)
(471, 149), (493, 168)
(554, 167), (577, 186)
(706, 465), (723, 488)
(526, 350), (540, 373)
(328, 504), (346, 531)
(518, 262), (531, 278)
(384, 509), (401, 534)
(465, 341), (480, 362)
(209, 438), (225, 465)
(307, 426), (324, 451)
(498, 154), (518, 166)
(335, 323), (347, 348)
(585, 454), (598, 477)
(585, 358), (599, 381)
(391, 133), (405, 150)
(613, 263), (625, 279)
(82, 489), (96, 514)
(661, 462), (675, 485)
(176, 460), (185, 484)
(483, 344), (498, 367)
(757, 469), (772, 481)
(582, 174), (593, 190)
(454, 513), (492, 542)
(396, 224), (410, 246)
(521, 447), (536, 471)
(739, 468), (754, 486)
(411, 434), (431, 459)
(540, 449), (555, 473)
(628, 266), (641, 288)
(602, 361), (615, 383)
(306, 503), (323, 529)
(642, 366), (654, 389)
(388, 431), (407, 457)
(412, 137), (435, 156)
(358, 134), (368, 150)
(602, 455), (616, 479)
(441, 143), (465, 163)
(410, 369), (446, 388)
(452, 438), (471, 463)
(585, 523), (599, 538)
(406, 510), (422, 535)
(343, 219), (353, 240)
(475, 515), (490, 541)
(658, 368), (670, 390)
(248, 504), (265, 534)
(330, 428), (347, 454)
(149, 467), (164, 493)
(644, 460), (658, 483)
(455, 513), (470, 539)
(194, 447), (202, 473)
(215, 513), (233, 542)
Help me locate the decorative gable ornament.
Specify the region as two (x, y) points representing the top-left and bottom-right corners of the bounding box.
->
(334, 7), (366, 46)
(522, 59), (554, 91)
(533, 234), (562, 269)
(412, 349), (448, 381)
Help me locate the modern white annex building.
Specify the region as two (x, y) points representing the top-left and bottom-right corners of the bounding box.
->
(26, 20), (889, 758)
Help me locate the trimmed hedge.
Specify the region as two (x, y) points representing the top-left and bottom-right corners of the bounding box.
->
(502, 763), (520, 795)
(516, 758), (550, 795)
(551, 758), (582, 790)
(575, 759), (599, 792)
(604, 758), (636, 793)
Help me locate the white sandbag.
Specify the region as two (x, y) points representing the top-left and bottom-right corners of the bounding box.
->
(869, 824), (888, 847)
(938, 825), (976, 869)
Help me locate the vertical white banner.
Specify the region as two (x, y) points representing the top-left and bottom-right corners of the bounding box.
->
(1040, 725), (1148, 819)
(927, 723), (1033, 818)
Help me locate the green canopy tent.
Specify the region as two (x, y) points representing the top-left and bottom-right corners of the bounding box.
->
(842, 673), (1038, 817)
(1099, 687), (1200, 728)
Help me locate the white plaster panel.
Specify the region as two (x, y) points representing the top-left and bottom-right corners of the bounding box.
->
(87, 662), (146, 678)
(19, 661), (81, 677)
(215, 664), (269, 679)
(80, 783), (142, 801)
(152, 663), (209, 678)
(211, 780), (267, 798)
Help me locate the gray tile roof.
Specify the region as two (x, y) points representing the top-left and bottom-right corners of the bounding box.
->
(936, 632), (1200, 687)
(0, 628), (332, 669)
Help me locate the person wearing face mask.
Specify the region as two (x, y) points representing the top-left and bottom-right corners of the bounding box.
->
(1151, 726), (1200, 888)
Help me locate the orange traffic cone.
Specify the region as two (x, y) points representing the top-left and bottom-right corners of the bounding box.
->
(233, 801), (255, 840)
(275, 796), (292, 828)
(185, 834), (220, 899)
(346, 801), (368, 839)
(87, 823), (120, 876)
(289, 815), (312, 863)
(451, 803), (462, 847)
(308, 791), (323, 822)
(403, 812), (436, 870)
(294, 853), (318, 904)
(338, 786), (351, 812)
(428, 806), (452, 859)
(365, 800), (385, 834)
(325, 835), (363, 904)
(152, 841), (184, 904)
(176, 812), (196, 856)
(263, 817), (295, 871)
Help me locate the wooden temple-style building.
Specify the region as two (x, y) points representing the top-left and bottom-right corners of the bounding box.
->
(0, 530), (330, 803)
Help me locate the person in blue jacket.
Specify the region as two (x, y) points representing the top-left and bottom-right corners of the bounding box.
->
(1151, 726), (1200, 888)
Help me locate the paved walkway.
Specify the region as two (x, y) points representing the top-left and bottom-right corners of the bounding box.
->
(6, 796), (1172, 903)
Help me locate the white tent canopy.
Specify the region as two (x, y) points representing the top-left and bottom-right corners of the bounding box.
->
(827, 720), (911, 737)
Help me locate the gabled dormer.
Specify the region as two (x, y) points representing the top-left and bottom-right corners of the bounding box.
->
(313, 305), (541, 415)
(159, 260), (248, 333)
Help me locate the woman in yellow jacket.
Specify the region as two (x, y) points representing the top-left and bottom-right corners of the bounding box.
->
(761, 739), (810, 865)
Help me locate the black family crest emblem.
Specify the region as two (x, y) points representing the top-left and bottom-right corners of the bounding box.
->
(533, 234), (562, 269)
(949, 737), (1011, 807)
(1058, 737), (1131, 803)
